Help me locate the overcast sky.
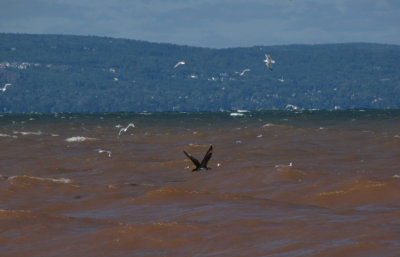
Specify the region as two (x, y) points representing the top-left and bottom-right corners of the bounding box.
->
(1, 0), (399, 48)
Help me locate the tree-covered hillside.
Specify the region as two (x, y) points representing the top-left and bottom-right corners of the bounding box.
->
(1, 33), (400, 113)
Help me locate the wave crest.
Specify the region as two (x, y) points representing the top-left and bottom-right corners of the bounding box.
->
(65, 136), (97, 142)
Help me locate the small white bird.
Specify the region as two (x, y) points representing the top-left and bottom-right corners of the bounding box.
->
(239, 69), (251, 76)
(174, 61), (186, 69)
(278, 76), (285, 83)
(1, 83), (13, 92)
(97, 149), (112, 158)
(285, 104), (299, 110)
(264, 54), (275, 71)
(118, 123), (136, 136)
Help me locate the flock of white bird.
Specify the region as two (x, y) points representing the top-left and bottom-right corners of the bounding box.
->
(95, 54), (277, 159)
(173, 53), (282, 82)
(1, 53), (285, 161)
(95, 122), (136, 158)
(174, 53), (275, 72)
(1, 54), (280, 95)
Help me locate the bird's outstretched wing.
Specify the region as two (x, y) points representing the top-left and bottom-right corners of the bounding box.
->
(200, 145), (213, 168)
(183, 150), (201, 169)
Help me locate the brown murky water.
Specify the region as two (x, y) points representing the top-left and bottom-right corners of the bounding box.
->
(1, 111), (400, 257)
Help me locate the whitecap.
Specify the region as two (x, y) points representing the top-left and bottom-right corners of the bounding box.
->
(8, 175), (72, 184)
(65, 136), (97, 142)
(188, 143), (210, 148)
(13, 130), (42, 136)
(230, 112), (244, 117)
(275, 162), (293, 168)
(262, 123), (276, 127)
(47, 177), (72, 183)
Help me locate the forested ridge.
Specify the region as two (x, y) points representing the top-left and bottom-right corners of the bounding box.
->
(1, 33), (400, 113)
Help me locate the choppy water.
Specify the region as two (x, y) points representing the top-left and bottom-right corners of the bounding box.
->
(1, 110), (400, 257)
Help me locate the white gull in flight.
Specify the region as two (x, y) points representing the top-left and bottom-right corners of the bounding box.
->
(174, 61), (186, 69)
(239, 69), (251, 76)
(1, 83), (13, 92)
(264, 54), (275, 71)
(118, 123), (136, 136)
(97, 149), (112, 158)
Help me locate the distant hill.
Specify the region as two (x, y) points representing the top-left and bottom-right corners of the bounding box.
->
(1, 33), (400, 113)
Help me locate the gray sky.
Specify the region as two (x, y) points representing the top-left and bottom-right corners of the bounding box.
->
(1, 0), (399, 48)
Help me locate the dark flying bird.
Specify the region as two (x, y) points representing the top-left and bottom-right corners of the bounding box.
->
(183, 145), (213, 171)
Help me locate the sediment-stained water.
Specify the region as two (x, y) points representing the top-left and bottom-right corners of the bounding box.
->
(1, 110), (400, 257)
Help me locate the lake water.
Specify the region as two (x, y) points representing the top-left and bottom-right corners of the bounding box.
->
(1, 110), (400, 256)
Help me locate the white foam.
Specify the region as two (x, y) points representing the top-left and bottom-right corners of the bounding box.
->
(275, 162), (293, 168)
(262, 123), (276, 127)
(8, 175), (72, 184)
(13, 130), (42, 136)
(0, 133), (13, 137)
(188, 143), (206, 147)
(65, 136), (97, 142)
(230, 112), (244, 117)
(47, 177), (72, 183)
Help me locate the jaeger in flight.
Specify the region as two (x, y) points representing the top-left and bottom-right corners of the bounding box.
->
(183, 145), (213, 172)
